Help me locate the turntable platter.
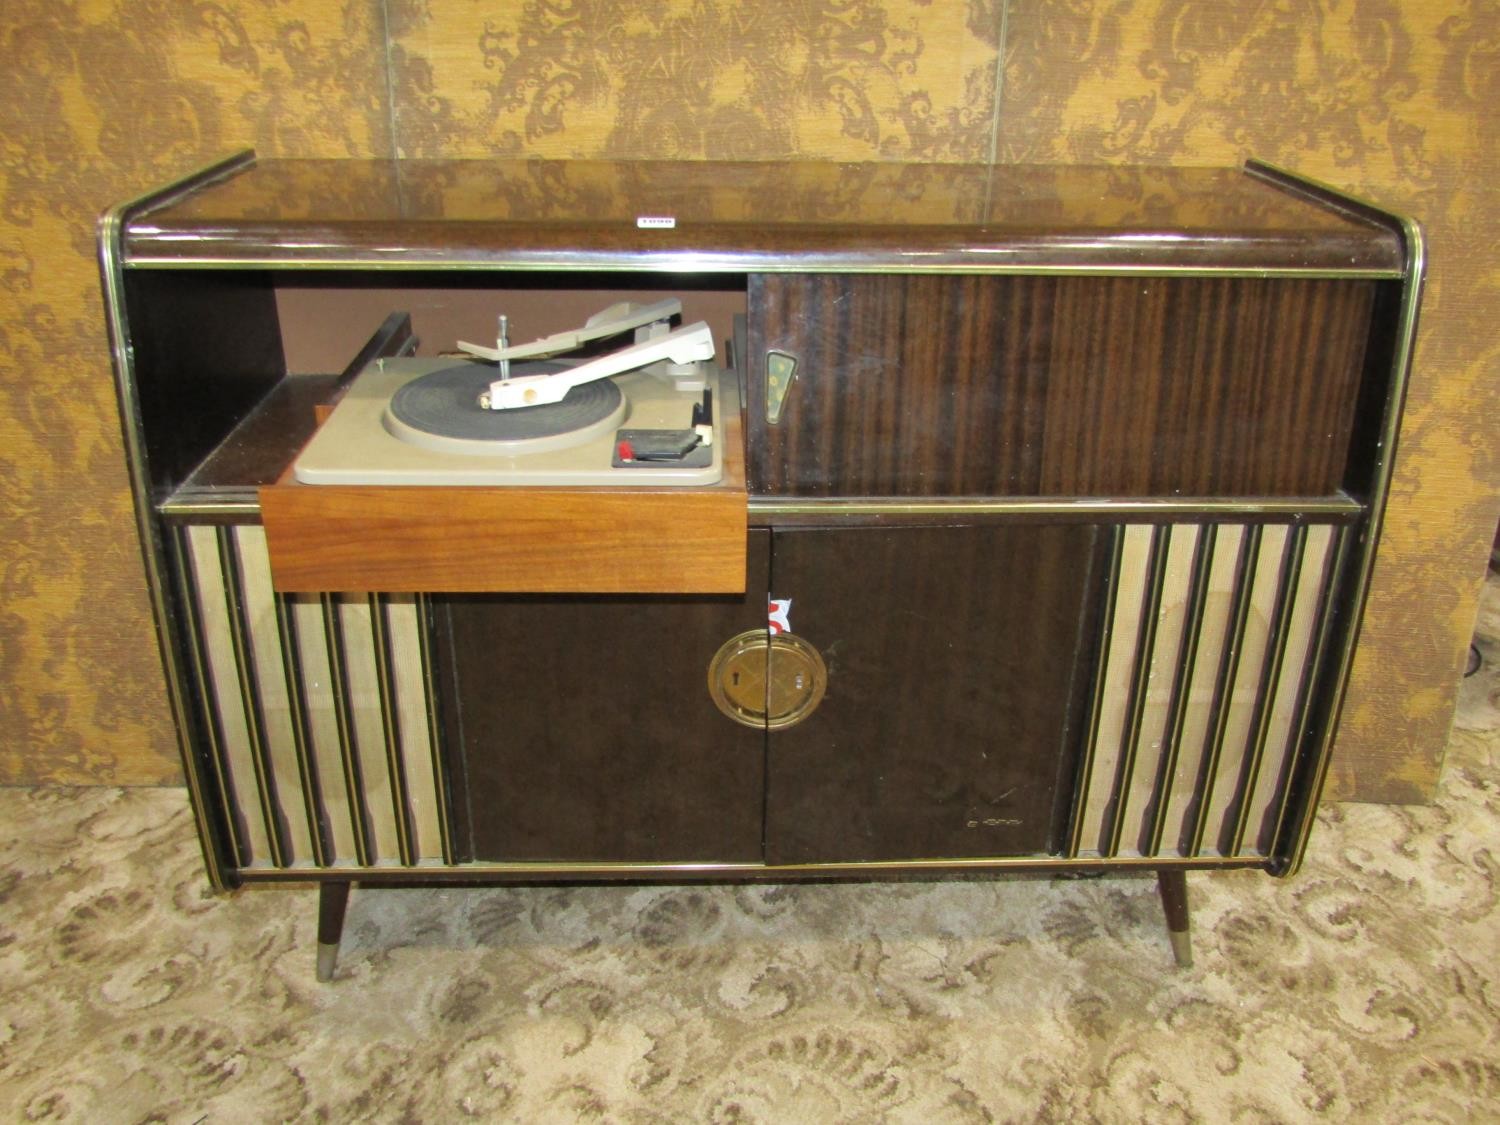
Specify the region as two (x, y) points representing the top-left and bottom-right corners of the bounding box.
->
(383, 361), (627, 456)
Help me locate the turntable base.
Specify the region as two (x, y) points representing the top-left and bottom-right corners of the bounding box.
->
(293, 357), (727, 486)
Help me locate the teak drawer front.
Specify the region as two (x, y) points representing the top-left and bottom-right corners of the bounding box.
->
(747, 274), (1377, 498)
(258, 361), (749, 594)
(259, 482), (748, 593)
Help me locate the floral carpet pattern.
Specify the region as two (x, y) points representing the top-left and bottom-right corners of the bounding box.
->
(2, 574), (1497, 1122)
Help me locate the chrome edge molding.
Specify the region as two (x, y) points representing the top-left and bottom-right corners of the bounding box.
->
(172, 527), (249, 869)
(122, 253), (1402, 280)
(1248, 159), (1427, 873)
(414, 594), (457, 866)
(159, 491), (262, 519)
(99, 149), (258, 892)
(749, 496), (1364, 520)
(236, 853), (1269, 882)
(166, 493), (1367, 524)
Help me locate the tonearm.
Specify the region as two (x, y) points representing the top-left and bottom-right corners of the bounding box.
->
(456, 299), (716, 411)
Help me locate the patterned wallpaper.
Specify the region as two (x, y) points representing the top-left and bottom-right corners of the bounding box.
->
(1, 0), (1494, 801)
(388, 0), (1002, 161)
(0, 1), (391, 787)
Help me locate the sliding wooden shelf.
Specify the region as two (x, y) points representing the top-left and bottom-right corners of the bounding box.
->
(259, 398), (748, 594)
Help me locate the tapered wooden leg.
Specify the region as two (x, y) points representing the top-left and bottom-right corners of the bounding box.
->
(1156, 869), (1193, 968)
(316, 880), (352, 982)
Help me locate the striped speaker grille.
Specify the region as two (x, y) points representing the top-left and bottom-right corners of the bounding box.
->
(1069, 521), (1348, 861)
(176, 525), (453, 871)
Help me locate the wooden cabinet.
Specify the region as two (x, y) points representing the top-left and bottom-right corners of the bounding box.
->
(100, 154), (1422, 972)
(746, 274), (1380, 498)
(441, 524), (1105, 867)
(762, 524), (1106, 864)
(438, 534), (771, 865)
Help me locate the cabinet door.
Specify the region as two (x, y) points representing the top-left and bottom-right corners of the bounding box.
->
(746, 274), (1375, 498)
(765, 524), (1106, 864)
(438, 531), (769, 864)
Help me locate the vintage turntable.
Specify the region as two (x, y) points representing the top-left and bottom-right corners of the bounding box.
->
(294, 298), (729, 487)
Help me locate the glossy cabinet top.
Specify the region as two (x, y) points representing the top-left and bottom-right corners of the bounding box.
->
(123, 156), (1405, 273)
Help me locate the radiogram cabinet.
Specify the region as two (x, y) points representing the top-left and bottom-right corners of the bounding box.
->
(101, 155), (1422, 977)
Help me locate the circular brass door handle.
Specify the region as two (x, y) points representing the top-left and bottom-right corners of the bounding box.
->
(708, 630), (827, 730)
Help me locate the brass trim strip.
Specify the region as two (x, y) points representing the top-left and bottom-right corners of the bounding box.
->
(234, 853), (1269, 880)
(414, 595), (456, 865)
(161, 494), (1368, 523)
(159, 492), (262, 519)
(1146, 524), (1217, 856)
(174, 528), (250, 868)
(1186, 525), (1261, 856)
(99, 149), (258, 892)
(275, 594), (331, 868)
(1067, 526), (1125, 858)
(217, 528), (289, 868)
(121, 254), (1403, 280)
(1229, 525), (1307, 855)
(1269, 526), (1354, 853)
(1105, 525), (1171, 858)
(751, 496), (1364, 519)
(321, 596), (374, 867)
(369, 595), (417, 867)
(1286, 217), (1426, 874)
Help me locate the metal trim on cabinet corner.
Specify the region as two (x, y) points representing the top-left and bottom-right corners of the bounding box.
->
(99, 148), (260, 893)
(1278, 206), (1426, 874)
(159, 491), (264, 520)
(1245, 166), (1423, 869)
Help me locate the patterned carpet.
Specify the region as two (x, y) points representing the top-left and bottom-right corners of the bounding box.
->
(3, 575), (1497, 1123)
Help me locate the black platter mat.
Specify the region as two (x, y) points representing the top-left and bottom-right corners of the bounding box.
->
(387, 361), (624, 441)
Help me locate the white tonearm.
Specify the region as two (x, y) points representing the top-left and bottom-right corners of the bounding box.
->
(454, 298), (715, 411)
(476, 321), (715, 411)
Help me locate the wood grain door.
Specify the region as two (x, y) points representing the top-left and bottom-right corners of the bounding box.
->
(745, 274), (1375, 498)
(764, 524), (1108, 864)
(439, 531), (769, 864)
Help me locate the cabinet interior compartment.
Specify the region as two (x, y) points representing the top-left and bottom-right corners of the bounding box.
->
(135, 270), (750, 503)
